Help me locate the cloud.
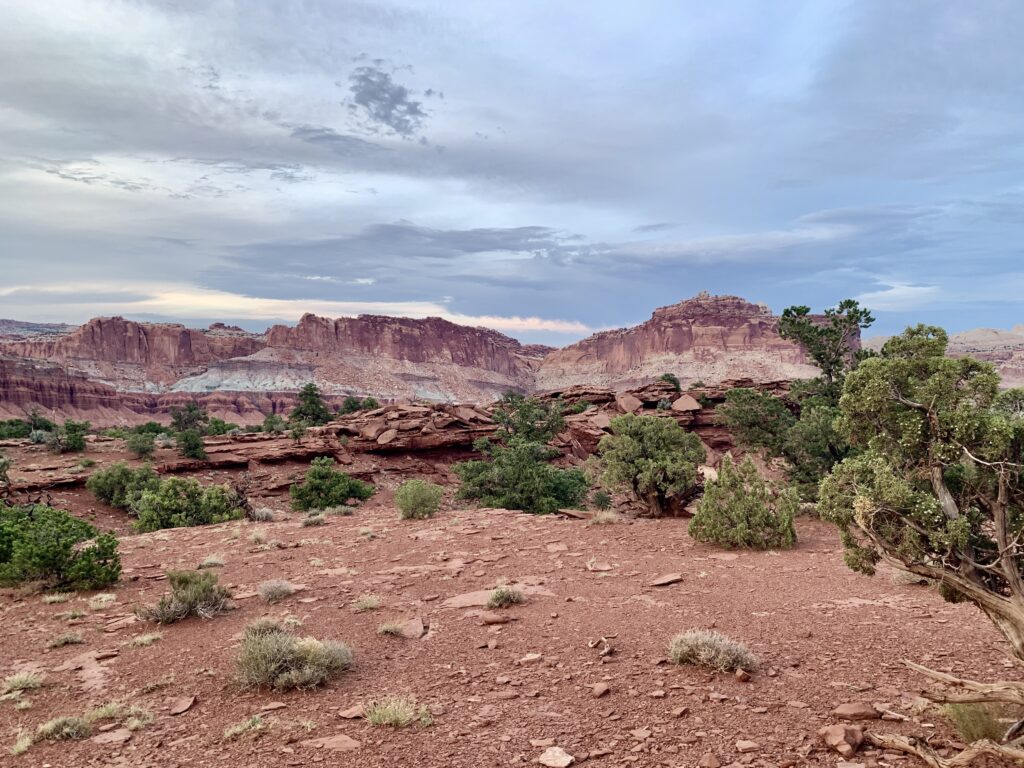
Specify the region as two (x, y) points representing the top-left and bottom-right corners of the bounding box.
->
(855, 282), (942, 311)
(347, 64), (428, 138)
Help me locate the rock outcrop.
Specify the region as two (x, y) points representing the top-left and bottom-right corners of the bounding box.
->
(947, 326), (1024, 388)
(536, 294), (822, 390)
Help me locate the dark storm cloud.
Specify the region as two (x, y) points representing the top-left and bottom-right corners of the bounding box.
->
(347, 65), (428, 138)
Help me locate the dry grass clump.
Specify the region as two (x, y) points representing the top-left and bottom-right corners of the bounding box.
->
(364, 695), (432, 727)
(42, 592), (73, 604)
(258, 579), (295, 604)
(668, 629), (758, 672)
(88, 593), (116, 610)
(377, 621), (405, 637)
(128, 632), (162, 647)
(36, 716), (91, 741)
(47, 632), (84, 649)
(198, 554), (226, 569)
(223, 715), (265, 740)
(323, 505), (355, 516)
(10, 730), (33, 755)
(943, 703), (1009, 743)
(588, 510), (621, 526)
(250, 508), (276, 522)
(486, 585), (524, 609)
(57, 609), (86, 621)
(301, 513), (326, 527)
(236, 619), (353, 690)
(351, 594), (381, 612)
(2, 671), (43, 694)
(136, 570), (231, 624)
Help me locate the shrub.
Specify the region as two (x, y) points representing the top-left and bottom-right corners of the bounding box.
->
(0, 419), (31, 439)
(28, 429), (49, 444)
(86, 463), (160, 509)
(668, 629), (758, 672)
(598, 414), (706, 516)
(262, 413), (286, 434)
(176, 429), (206, 459)
(258, 579), (295, 603)
(198, 554), (225, 569)
(125, 432), (156, 459)
(395, 479), (444, 519)
(591, 490), (613, 510)
(47, 632), (84, 648)
(205, 418), (239, 436)
(361, 396), (380, 410)
(132, 477), (243, 532)
(689, 456), (797, 550)
(659, 372), (682, 391)
(588, 510), (620, 526)
(454, 441), (587, 515)
(36, 716), (90, 741)
(236, 619), (353, 690)
(0, 505), (120, 590)
(3, 671), (43, 694)
(290, 457), (374, 511)
(491, 392), (565, 443)
(716, 388), (796, 455)
(487, 585), (524, 609)
(137, 570), (231, 624)
(223, 715), (265, 740)
(46, 420), (89, 453)
(290, 383), (332, 426)
(943, 703), (1007, 743)
(301, 513), (325, 527)
(169, 402), (209, 433)
(351, 594), (381, 612)
(365, 696), (431, 727)
(128, 632), (162, 647)
(377, 621), (404, 636)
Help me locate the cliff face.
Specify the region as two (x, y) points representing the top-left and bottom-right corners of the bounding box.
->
(536, 294), (822, 390)
(947, 326), (1024, 388)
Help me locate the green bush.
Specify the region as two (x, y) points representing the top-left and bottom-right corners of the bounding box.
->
(262, 413), (286, 434)
(132, 421), (167, 435)
(137, 569), (231, 623)
(125, 432), (156, 459)
(132, 477), (244, 532)
(290, 383), (332, 426)
(169, 402), (209, 433)
(86, 463), (160, 509)
(176, 429), (206, 459)
(659, 372), (682, 391)
(598, 414), (706, 516)
(591, 490), (613, 510)
(689, 455), (797, 549)
(0, 419), (31, 439)
(236, 619), (353, 690)
(205, 418), (239, 436)
(394, 479), (444, 519)
(47, 421), (90, 454)
(490, 392), (565, 443)
(0, 505), (121, 590)
(454, 440), (587, 515)
(290, 457), (374, 511)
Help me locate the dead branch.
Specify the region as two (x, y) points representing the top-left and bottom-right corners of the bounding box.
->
(864, 732), (1024, 767)
(904, 660), (1024, 706)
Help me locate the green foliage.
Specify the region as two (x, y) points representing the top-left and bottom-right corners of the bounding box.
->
(176, 429), (206, 459)
(0, 419), (31, 439)
(454, 440), (587, 515)
(394, 479), (444, 519)
(132, 478), (244, 532)
(289, 420), (308, 444)
(47, 420), (89, 453)
(943, 703), (1007, 743)
(659, 372), (682, 391)
(290, 457), (375, 511)
(291, 382), (332, 426)
(131, 421), (167, 435)
(338, 395), (380, 415)
(205, 418), (239, 436)
(563, 400), (589, 414)
(86, 463), (160, 509)
(236, 619), (353, 690)
(819, 324), (1024, 657)
(170, 402), (209, 433)
(778, 298), (874, 385)
(598, 414), (706, 516)
(689, 455), (797, 549)
(717, 388), (795, 454)
(490, 391), (565, 444)
(27, 409), (56, 432)
(125, 432), (156, 459)
(0, 505), (120, 590)
(591, 489), (613, 510)
(668, 629), (758, 672)
(137, 569), (231, 624)
(361, 396), (380, 410)
(261, 413), (286, 434)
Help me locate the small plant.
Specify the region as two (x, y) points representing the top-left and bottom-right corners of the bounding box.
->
(659, 372), (682, 391)
(249, 507), (276, 522)
(46, 420), (90, 454)
(125, 432), (156, 459)
(486, 585), (524, 609)
(351, 594), (381, 612)
(588, 510), (620, 526)
(47, 632), (84, 649)
(395, 479), (444, 520)
(302, 513), (325, 527)
(290, 457), (374, 511)
(42, 592), (73, 604)
(377, 621), (405, 636)
(942, 703), (1007, 743)
(689, 456), (797, 550)
(590, 490), (613, 511)
(236, 619), (353, 690)
(89, 593), (116, 610)
(132, 477), (244, 532)
(259, 579), (295, 604)
(3, 672), (43, 694)
(198, 554), (225, 569)
(364, 695), (432, 727)
(262, 413), (287, 434)
(128, 632), (162, 647)
(668, 629), (758, 672)
(86, 462), (160, 509)
(322, 505), (355, 516)
(223, 715), (265, 740)
(358, 527), (377, 539)
(137, 570), (232, 624)
(10, 730), (32, 755)
(57, 609), (86, 621)
(36, 716), (90, 741)
(176, 429), (207, 460)
(29, 429), (49, 444)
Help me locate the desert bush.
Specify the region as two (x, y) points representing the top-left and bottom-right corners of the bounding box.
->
(125, 432), (156, 459)
(86, 463), (160, 509)
(47, 631), (84, 648)
(942, 703), (1007, 743)
(395, 479), (444, 520)
(0, 419), (31, 439)
(0, 505), (120, 590)
(132, 477), (243, 532)
(205, 418), (239, 436)
(137, 570), (231, 624)
(351, 594), (381, 612)
(659, 372), (682, 391)
(598, 414), (706, 516)
(3, 671), (43, 694)
(377, 620), (404, 636)
(588, 510), (620, 525)
(223, 715), (265, 740)
(490, 391), (565, 443)
(716, 388), (796, 455)
(364, 696), (431, 727)
(236, 619), (352, 690)
(29, 429), (49, 444)
(668, 629), (758, 672)
(291, 382), (332, 426)
(590, 490), (613, 510)
(290, 457), (374, 511)
(176, 429), (206, 459)
(258, 579), (295, 603)
(169, 402), (208, 433)
(198, 554), (225, 569)
(301, 513), (325, 527)
(46, 420), (89, 453)
(487, 585), (524, 609)
(250, 507), (276, 522)
(36, 716), (91, 741)
(128, 632), (162, 647)
(689, 455), (797, 550)
(262, 413), (286, 434)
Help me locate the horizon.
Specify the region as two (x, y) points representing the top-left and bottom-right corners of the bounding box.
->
(3, 2), (1024, 344)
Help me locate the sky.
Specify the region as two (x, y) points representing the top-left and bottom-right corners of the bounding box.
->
(1, 1), (1023, 345)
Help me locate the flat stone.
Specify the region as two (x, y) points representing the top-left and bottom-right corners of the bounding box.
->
(698, 754), (721, 768)
(92, 728), (132, 745)
(615, 392), (643, 414)
(479, 611), (510, 625)
(538, 746), (575, 767)
(735, 740), (760, 753)
(519, 653), (543, 665)
(592, 682), (610, 698)
(649, 573), (683, 587)
(338, 704), (364, 719)
(819, 724), (864, 758)
(260, 701), (287, 711)
(397, 617), (426, 639)
(832, 702), (881, 720)
(169, 695), (196, 715)
(301, 734), (361, 752)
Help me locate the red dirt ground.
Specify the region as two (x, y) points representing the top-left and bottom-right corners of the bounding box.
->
(1, 448), (1019, 767)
